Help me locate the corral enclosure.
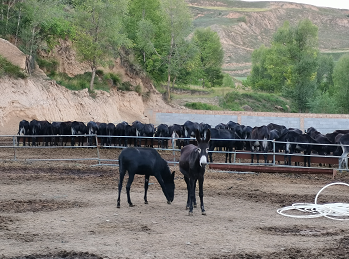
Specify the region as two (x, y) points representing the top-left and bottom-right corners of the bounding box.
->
(149, 110), (349, 135)
(0, 138), (349, 259)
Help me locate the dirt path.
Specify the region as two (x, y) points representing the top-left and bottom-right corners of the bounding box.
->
(0, 159), (349, 259)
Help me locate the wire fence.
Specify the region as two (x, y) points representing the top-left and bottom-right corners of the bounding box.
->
(3, 134), (347, 171)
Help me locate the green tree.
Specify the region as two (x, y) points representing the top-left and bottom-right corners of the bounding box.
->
(333, 54), (349, 113)
(125, 0), (162, 55)
(247, 20), (319, 112)
(160, 0), (193, 100)
(316, 54), (334, 94)
(246, 45), (278, 92)
(17, 0), (72, 74)
(73, 0), (130, 91)
(192, 27), (224, 88)
(273, 20), (319, 112)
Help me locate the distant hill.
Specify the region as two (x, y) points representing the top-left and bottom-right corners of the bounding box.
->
(188, 0), (349, 77)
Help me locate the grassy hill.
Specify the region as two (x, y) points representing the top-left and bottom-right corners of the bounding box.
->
(188, 0), (349, 77)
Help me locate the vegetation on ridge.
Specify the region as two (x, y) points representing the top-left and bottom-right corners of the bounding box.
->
(1, 0), (349, 114)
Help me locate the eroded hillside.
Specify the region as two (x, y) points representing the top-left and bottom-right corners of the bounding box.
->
(0, 39), (174, 134)
(189, 0), (349, 76)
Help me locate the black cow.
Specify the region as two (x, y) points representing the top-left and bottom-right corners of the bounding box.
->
(97, 122), (107, 146)
(200, 123), (212, 139)
(59, 121), (72, 146)
(250, 125), (270, 163)
(117, 147), (175, 208)
(169, 124), (184, 149)
(51, 121), (61, 146)
(143, 123), (155, 147)
(268, 129), (280, 152)
(241, 125), (253, 150)
(17, 119), (30, 146)
(132, 121), (155, 147)
(179, 129), (210, 216)
(29, 120), (52, 146)
(155, 124), (170, 149)
(132, 120), (144, 147)
(115, 121), (129, 146)
(214, 123), (227, 130)
(326, 129), (349, 144)
(208, 128), (236, 163)
(277, 130), (317, 166)
(106, 123), (116, 146)
(306, 127), (335, 158)
(71, 121), (87, 146)
(227, 121), (243, 138)
(183, 120), (201, 146)
(267, 123), (287, 135)
(87, 121), (98, 146)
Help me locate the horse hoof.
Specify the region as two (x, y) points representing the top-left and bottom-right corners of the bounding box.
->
(144, 201), (148, 204)
(188, 211), (193, 216)
(167, 201), (171, 204)
(202, 211), (207, 215)
(129, 204), (135, 207)
(117, 205), (120, 208)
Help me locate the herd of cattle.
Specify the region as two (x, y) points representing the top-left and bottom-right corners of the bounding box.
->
(16, 119), (349, 168)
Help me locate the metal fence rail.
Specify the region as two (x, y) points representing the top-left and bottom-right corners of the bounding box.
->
(5, 134), (348, 175)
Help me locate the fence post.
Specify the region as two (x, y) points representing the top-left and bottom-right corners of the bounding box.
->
(95, 134), (101, 165)
(172, 133), (176, 162)
(13, 136), (17, 161)
(272, 140), (275, 166)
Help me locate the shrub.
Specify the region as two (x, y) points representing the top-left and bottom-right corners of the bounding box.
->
(37, 58), (58, 73)
(185, 102), (221, 110)
(0, 55), (26, 79)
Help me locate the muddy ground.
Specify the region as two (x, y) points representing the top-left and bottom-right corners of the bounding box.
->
(0, 146), (349, 259)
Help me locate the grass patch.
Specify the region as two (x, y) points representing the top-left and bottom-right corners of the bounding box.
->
(220, 91), (292, 112)
(185, 102), (221, 110)
(50, 71), (121, 92)
(0, 55), (26, 79)
(37, 58), (58, 74)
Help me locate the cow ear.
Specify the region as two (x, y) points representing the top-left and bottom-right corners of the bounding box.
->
(206, 129), (211, 142)
(195, 129), (201, 143)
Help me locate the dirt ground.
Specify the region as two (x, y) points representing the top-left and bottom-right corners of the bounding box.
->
(0, 147), (349, 259)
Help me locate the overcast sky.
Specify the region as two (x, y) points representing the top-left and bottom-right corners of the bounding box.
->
(243, 0), (349, 10)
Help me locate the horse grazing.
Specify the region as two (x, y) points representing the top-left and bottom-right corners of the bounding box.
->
(179, 129), (210, 216)
(117, 147), (175, 208)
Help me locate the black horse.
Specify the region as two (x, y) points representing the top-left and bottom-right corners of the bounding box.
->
(117, 147), (175, 208)
(208, 128), (236, 163)
(179, 129), (210, 216)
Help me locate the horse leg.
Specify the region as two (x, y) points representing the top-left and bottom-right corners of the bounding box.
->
(188, 178), (196, 216)
(184, 176), (190, 209)
(117, 168), (126, 208)
(125, 173), (135, 207)
(228, 148), (232, 163)
(209, 146), (213, 163)
(198, 176), (206, 215)
(144, 175), (150, 204)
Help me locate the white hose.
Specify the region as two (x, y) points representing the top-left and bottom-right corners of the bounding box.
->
(277, 182), (349, 220)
